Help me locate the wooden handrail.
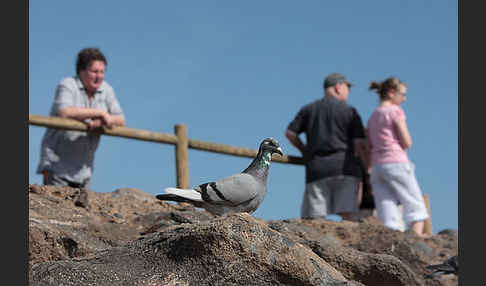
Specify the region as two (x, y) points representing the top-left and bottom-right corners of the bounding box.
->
(28, 114), (178, 145)
(188, 138), (305, 164)
(28, 114), (304, 165)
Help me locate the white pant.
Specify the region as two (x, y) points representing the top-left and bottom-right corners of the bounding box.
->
(370, 162), (428, 230)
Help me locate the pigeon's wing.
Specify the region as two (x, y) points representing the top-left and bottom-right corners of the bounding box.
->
(196, 173), (260, 206)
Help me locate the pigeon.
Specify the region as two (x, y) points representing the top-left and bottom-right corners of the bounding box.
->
(156, 138), (283, 215)
(425, 255), (458, 278)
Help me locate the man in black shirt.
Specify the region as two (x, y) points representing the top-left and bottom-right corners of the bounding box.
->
(286, 73), (367, 221)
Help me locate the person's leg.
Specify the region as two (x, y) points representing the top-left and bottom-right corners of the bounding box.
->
(331, 176), (360, 221)
(388, 162), (429, 237)
(409, 220), (427, 238)
(301, 177), (332, 219)
(72, 178), (90, 208)
(370, 165), (403, 230)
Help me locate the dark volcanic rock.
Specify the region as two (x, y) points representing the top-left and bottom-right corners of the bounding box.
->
(30, 213), (362, 286)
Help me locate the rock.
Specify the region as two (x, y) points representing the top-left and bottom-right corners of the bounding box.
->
(412, 240), (434, 257)
(74, 188), (89, 208)
(266, 218), (458, 286)
(28, 184), (458, 286)
(30, 213), (362, 286)
(266, 219), (421, 286)
(438, 229), (458, 240)
(28, 184), (195, 266)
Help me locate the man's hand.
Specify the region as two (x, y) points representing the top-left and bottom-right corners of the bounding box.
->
(59, 106), (124, 129)
(100, 112), (115, 128)
(285, 129), (309, 160)
(87, 118), (104, 132)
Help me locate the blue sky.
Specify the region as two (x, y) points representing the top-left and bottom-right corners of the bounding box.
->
(29, 1), (457, 233)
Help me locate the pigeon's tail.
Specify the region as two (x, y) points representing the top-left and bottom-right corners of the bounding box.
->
(156, 188), (204, 208)
(165, 187), (203, 201)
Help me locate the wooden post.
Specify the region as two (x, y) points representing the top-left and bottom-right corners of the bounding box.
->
(175, 124), (189, 189)
(423, 194), (433, 236)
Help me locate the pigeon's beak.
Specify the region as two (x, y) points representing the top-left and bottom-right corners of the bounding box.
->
(274, 146), (283, 156)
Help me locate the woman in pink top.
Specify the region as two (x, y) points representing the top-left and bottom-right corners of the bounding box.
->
(366, 77), (429, 238)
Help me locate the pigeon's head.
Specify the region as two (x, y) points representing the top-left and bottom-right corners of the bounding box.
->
(259, 138), (283, 156)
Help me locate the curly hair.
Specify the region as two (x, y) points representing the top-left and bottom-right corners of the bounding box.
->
(76, 47), (107, 75)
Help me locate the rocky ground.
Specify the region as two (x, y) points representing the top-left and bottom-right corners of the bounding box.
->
(28, 184), (458, 285)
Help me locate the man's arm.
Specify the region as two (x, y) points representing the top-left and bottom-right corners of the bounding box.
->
(87, 114), (125, 130)
(354, 137), (371, 172)
(54, 82), (107, 122)
(59, 106), (107, 121)
(60, 107), (125, 128)
(54, 79), (125, 128)
(348, 108), (370, 169)
(285, 129), (306, 155)
(103, 87), (125, 128)
(108, 114), (125, 127)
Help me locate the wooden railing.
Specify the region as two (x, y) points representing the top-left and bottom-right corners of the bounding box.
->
(29, 114), (432, 235)
(28, 114), (305, 189)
